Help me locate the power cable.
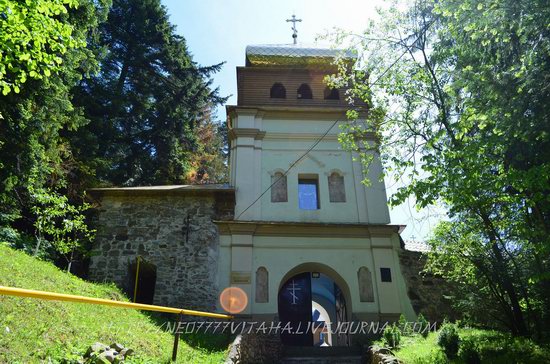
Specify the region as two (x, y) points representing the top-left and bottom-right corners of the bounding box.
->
(235, 119), (340, 220)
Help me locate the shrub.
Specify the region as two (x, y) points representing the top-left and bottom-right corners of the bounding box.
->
(417, 313), (430, 338)
(460, 338), (481, 364)
(383, 323), (401, 348)
(398, 314), (410, 335)
(437, 323), (460, 358)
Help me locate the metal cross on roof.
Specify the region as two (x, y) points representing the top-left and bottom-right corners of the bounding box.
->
(286, 14), (302, 45)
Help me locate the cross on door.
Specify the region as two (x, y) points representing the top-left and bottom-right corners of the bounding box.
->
(287, 280), (302, 304)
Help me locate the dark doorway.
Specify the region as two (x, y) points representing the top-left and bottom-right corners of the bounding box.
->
(278, 272), (313, 346)
(278, 272), (348, 347)
(129, 258), (157, 304)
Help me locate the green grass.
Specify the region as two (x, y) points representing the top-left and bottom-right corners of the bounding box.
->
(378, 327), (550, 364)
(0, 244), (230, 363)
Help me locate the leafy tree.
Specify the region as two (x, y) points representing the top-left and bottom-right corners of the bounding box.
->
(70, 0), (226, 187)
(0, 0), (110, 245)
(185, 106), (228, 184)
(31, 187), (95, 272)
(330, 0), (550, 338)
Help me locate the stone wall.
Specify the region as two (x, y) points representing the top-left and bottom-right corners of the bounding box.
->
(88, 187), (234, 311)
(399, 250), (458, 324)
(225, 333), (282, 364)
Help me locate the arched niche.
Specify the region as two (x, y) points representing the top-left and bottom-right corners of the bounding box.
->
(357, 266), (374, 302)
(255, 266), (269, 303)
(270, 171), (288, 202)
(328, 171), (346, 202)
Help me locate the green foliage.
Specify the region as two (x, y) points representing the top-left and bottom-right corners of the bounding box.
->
(1, 0), (227, 272)
(0, 0), (82, 96)
(30, 187), (95, 270)
(397, 313), (409, 335)
(437, 323), (460, 358)
(383, 323), (402, 349)
(388, 326), (550, 364)
(0, 245), (229, 363)
(71, 0), (227, 187)
(329, 0), (550, 338)
(0, 0), (111, 260)
(459, 338), (481, 364)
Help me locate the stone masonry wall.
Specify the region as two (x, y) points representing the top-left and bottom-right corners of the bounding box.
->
(399, 250), (458, 324)
(88, 190), (234, 311)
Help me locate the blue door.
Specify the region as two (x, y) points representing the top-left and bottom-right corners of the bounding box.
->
(278, 272), (313, 346)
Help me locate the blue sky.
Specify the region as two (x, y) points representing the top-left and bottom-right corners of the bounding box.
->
(162, 0), (384, 116)
(161, 0), (441, 241)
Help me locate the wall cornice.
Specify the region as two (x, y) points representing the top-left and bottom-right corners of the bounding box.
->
(215, 220), (404, 238)
(228, 128), (266, 141)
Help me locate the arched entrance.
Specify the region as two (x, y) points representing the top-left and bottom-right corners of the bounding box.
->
(278, 263), (351, 347)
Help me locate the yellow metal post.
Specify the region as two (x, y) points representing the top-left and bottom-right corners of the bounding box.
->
(133, 255), (141, 303)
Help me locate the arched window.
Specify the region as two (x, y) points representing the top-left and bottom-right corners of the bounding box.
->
(297, 83), (313, 99)
(271, 172), (288, 202)
(328, 172), (346, 202)
(324, 87), (340, 100)
(255, 267), (269, 303)
(270, 83), (286, 98)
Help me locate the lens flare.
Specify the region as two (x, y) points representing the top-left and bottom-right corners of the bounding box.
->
(219, 287), (248, 314)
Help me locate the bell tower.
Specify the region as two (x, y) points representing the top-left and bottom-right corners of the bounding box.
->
(217, 41), (414, 338)
(227, 43), (390, 224)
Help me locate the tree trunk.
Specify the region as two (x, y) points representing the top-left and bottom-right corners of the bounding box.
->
(479, 211), (528, 336)
(33, 232), (42, 256)
(67, 249), (74, 273)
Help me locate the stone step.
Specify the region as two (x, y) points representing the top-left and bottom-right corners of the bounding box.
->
(279, 346), (364, 364)
(279, 356), (363, 364)
(281, 345), (362, 357)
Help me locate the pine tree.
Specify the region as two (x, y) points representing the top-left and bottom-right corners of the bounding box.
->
(71, 0), (226, 187)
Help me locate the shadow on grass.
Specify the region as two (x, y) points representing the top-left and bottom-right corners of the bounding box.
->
(142, 311), (232, 352)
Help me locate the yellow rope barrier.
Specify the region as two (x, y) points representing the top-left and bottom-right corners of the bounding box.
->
(0, 285), (232, 319)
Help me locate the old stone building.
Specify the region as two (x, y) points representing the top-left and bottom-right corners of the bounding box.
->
(88, 43), (449, 347)
(88, 185), (234, 310)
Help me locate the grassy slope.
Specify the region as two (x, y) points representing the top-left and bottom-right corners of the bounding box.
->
(0, 245), (229, 363)
(386, 328), (550, 364)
